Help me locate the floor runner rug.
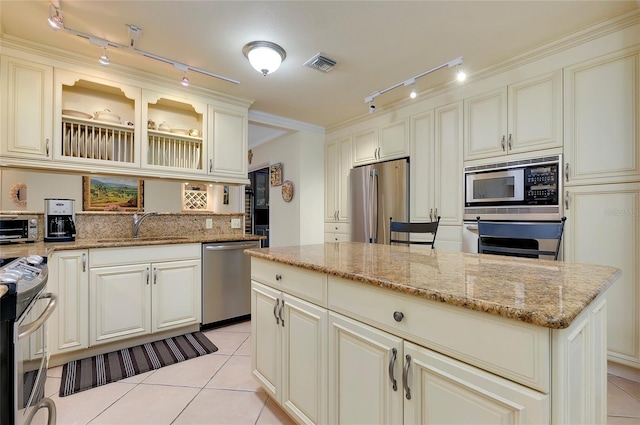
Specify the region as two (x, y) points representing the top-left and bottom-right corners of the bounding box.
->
(59, 331), (217, 397)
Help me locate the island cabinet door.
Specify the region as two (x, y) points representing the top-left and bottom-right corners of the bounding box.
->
(251, 281), (281, 401)
(328, 312), (404, 425)
(403, 341), (549, 425)
(280, 294), (328, 425)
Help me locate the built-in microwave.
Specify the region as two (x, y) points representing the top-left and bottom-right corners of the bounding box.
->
(0, 215), (39, 243)
(463, 155), (562, 221)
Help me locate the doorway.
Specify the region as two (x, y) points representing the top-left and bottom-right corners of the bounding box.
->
(246, 167), (269, 247)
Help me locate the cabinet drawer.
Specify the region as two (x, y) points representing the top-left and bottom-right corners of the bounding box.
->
(90, 243), (200, 267)
(324, 222), (349, 234)
(328, 276), (550, 393)
(324, 232), (350, 243)
(251, 258), (327, 306)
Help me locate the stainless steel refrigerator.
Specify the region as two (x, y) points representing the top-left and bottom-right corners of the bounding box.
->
(350, 158), (409, 244)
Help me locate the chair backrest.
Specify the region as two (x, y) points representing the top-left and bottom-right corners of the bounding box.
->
(476, 217), (567, 260)
(389, 216), (440, 248)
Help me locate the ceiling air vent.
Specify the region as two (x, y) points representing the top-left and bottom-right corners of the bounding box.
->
(304, 53), (337, 73)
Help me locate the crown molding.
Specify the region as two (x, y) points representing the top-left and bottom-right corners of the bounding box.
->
(249, 110), (324, 134)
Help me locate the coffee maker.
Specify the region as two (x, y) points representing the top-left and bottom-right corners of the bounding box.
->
(44, 198), (76, 242)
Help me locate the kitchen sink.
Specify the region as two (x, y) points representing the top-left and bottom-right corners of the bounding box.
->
(96, 236), (190, 243)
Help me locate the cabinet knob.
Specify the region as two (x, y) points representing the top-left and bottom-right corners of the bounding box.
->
(275, 274), (282, 281)
(393, 311), (404, 322)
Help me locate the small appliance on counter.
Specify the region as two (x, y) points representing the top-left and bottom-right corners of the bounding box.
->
(44, 198), (76, 242)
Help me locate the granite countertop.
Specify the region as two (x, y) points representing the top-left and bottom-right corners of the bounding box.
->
(0, 234), (263, 259)
(245, 242), (622, 329)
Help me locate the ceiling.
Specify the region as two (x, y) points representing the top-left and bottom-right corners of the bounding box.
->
(1, 1), (638, 140)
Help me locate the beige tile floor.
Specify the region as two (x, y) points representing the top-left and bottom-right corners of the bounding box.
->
(38, 319), (640, 424)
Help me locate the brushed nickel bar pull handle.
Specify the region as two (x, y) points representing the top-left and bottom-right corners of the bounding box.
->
(389, 348), (398, 391)
(508, 133), (512, 150)
(501, 135), (506, 151)
(565, 191), (570, 210)
(145, 267), (150, 285)
(403, 354), (412, 400)
(209, 158), (213, 173)
(565, 162), (570, 182)
(279, 299), (285, 327)
(153, 267), (157, 284)
(429, 208), (433, 222)
(45, 139), (50, 156)
(274, 298), (280, 325)
(82, 253), (87, 272)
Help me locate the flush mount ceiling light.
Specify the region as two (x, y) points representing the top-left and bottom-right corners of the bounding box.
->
(47, 4), (63, 30)
(364, 56), (464, 109)
(243, 41), (286, 76)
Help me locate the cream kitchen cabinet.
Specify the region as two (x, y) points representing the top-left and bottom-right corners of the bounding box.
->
(410, 101), (463, 250)
(0, 55), (53, 161)
(464, 70), (562, 162)
(563, 48), (640, 186)
(55, 68), (141, 170)
(89, 244), (201, 346)
(564, 182), (640, 370)
(251, 280), (328, 425)
(207, 105), (249, 184)
(48, 250), (89, 356)
(324, 222), (350, 243)
(352, 119), (409, 166)
(142, 90), (206, 175)
(325, 136), (352, 223)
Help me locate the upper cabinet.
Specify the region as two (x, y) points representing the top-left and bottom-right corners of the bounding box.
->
(563, 48), (640, 186)
(464, 70), (562, 161)
(352, 119), (409, 166)
(207, 105), (249, 183)
(0, 55), (53, 161)
(55, 69), (141, 169)
(0, 44), (251, 185)
(142, 90), (206, 175)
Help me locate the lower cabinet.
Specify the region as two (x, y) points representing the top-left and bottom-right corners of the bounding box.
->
(48, 249), (89, 355)
(251, 281), (328, 425)
(90, 258), (201, 345)
(42, 243), (203, 352)
(328, 312), (548, 425)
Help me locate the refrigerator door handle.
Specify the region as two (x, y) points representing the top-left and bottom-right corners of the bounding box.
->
(371, 169), (379, 243)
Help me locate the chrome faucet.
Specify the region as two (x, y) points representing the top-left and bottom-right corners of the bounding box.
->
(133, 211), (160, 238)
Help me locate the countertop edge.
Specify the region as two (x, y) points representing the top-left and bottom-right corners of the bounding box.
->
(246, 250), (622, 330)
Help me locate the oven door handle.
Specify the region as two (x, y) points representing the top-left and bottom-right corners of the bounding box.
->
(24, 397), (56, 425)
(18, 293), (57, 340)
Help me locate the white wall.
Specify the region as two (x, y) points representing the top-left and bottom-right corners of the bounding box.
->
(0, 168), (242, 214)
(251, 128), (325, 247)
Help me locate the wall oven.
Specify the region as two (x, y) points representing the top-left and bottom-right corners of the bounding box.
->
(464, 155), (562, 221)
(462, 155), (564, 259)
(0, 256), (56, 425)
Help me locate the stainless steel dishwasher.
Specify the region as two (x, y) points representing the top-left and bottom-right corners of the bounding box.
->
(201, 240), (260, 329)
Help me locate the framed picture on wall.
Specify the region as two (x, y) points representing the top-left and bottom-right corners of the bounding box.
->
(82, 176), (144, 211)
(270, 162), (283, 186)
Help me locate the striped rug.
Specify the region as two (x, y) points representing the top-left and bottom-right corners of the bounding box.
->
(59, 331), (217, 397)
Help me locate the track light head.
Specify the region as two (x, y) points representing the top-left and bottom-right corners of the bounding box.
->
(409, 87), (417, 99)
(47, 4), (63, 30)
(181, 73), (190, 87)
(98, 47), (110, 66)
(456, 67), (467, 82)
(369, 103), (376, 114)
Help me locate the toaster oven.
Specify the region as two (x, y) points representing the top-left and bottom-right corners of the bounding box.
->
(0, 215), (38, 243)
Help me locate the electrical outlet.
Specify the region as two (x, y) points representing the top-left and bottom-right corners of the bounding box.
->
(205, 218), (213, 229)
(231, 218), (241, 229)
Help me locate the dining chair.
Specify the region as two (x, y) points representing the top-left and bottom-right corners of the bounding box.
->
(389, 216), (441, 248)
(476, 217), (567, 260)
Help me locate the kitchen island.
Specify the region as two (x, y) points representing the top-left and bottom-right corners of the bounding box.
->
(246, 242), (621, 425)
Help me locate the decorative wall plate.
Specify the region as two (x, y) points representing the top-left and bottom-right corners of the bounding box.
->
(282, 180), (294, 202)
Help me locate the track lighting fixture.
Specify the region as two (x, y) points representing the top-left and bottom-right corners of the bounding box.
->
(45, 7), (239, 85)
(368, 102), (376, 114)
(98, 47), (110, 66)
(47, 4), (63, 30)
(364, 56), (465, 109)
